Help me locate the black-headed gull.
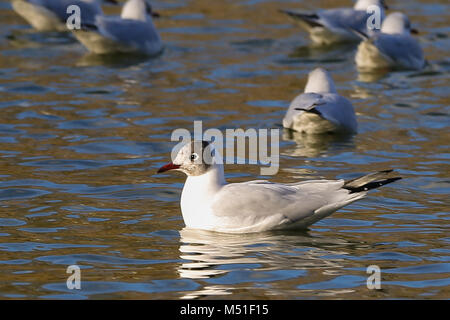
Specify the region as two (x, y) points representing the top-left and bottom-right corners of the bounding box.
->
(11, 0), (117, 32)
(280, 0), (387, 45)
(355, 12), (425, 70)
(73, 0), (162, 55)
(283, 68), (357, 134)
(157, 141), (401, 233)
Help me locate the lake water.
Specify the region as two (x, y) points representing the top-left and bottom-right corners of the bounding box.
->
(0, 0), (448, 299)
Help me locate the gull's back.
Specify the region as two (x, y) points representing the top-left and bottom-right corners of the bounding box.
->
(33, 0), (102, 25)
(373, 33), (425, 69)
(209, 179), (363, 233)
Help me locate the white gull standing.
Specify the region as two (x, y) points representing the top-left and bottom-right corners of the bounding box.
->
(354, 12), (425, 70)
(283, 68), (358, 134)
(73, 0), (162, 55)
(280, 0), (387, 45)
(157, 141), (401, 233)
(11, 0), (117, 32)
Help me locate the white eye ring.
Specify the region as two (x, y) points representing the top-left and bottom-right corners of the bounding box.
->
(190, 153), (199, 161)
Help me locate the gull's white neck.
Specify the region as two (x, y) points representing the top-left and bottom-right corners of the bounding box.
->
(180, 163), (226, 229)
(121, 0), (148, 22)
(354, 0), (381, 10)
(184, 163), (226, 197)
(381, 15), (410, 35)
(304, 69), (337, 94)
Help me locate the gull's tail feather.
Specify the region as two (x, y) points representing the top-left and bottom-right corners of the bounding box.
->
(343, 170), (402, 193)
(279, 9), (323, 28)
(294, 107), (323, 117)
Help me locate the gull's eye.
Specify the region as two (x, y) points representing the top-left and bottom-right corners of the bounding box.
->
(190, 153), (199, 161)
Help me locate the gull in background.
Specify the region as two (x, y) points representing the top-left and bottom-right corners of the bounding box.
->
(11, 0), (117, 32)
(354, 12), (425, 70)
(73, 0), (162, 55)
(280, 0), (387, 45)
(283, 68), (358, 135)
(157, 141), (401, 233)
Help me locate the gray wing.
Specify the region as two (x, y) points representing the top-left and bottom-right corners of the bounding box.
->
(210, 179), (357, 228)
(283, 92), (357, 132)
(37, 0), (102, 24)
(319, 8), (373, 34)
(97, 16), (161, 49)
(283, 92), (326, 128)
(373, 34), (425, 69)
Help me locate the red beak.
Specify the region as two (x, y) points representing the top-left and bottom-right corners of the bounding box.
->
(157, 162), (180, 174)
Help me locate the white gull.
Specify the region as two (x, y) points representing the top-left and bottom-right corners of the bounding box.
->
(280, 0), (387, 45)
(355, 12), (425, 70)
(283, 68), (358, 134)
(73, 0), (162, 55)
(157, 141), (401, 233)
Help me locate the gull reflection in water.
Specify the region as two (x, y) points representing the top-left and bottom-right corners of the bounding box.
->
(356, 68), (390, 83)
(178, 228), (354, 299)
(76, 52), (154, 68)
(288, 42), (357, 63)
(282, 129), (355, 158)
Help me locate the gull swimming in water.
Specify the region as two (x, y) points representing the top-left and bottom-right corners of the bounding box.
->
(354, 12), (425, 70)
(283, 68), (358, 134)
(157, 141), (401, 233)
(280, 0), (388, 45)
(73, 0), (162, 55)
(11, 0), (117, 32)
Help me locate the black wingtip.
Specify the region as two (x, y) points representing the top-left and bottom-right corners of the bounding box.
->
(348, 27), (369, 40)
(279, 10), (322, 27)
(79, 23), (98, 32)
(377, 169), (394, 174)
(344, 176), (402, 194)
(104, 0), (119, 5)
(294, 107), (323, 117)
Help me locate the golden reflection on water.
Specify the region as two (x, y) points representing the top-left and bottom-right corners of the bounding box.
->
(0, 0), (448, 299)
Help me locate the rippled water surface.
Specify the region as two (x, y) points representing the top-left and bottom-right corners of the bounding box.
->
(0, 0), (449, 299)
